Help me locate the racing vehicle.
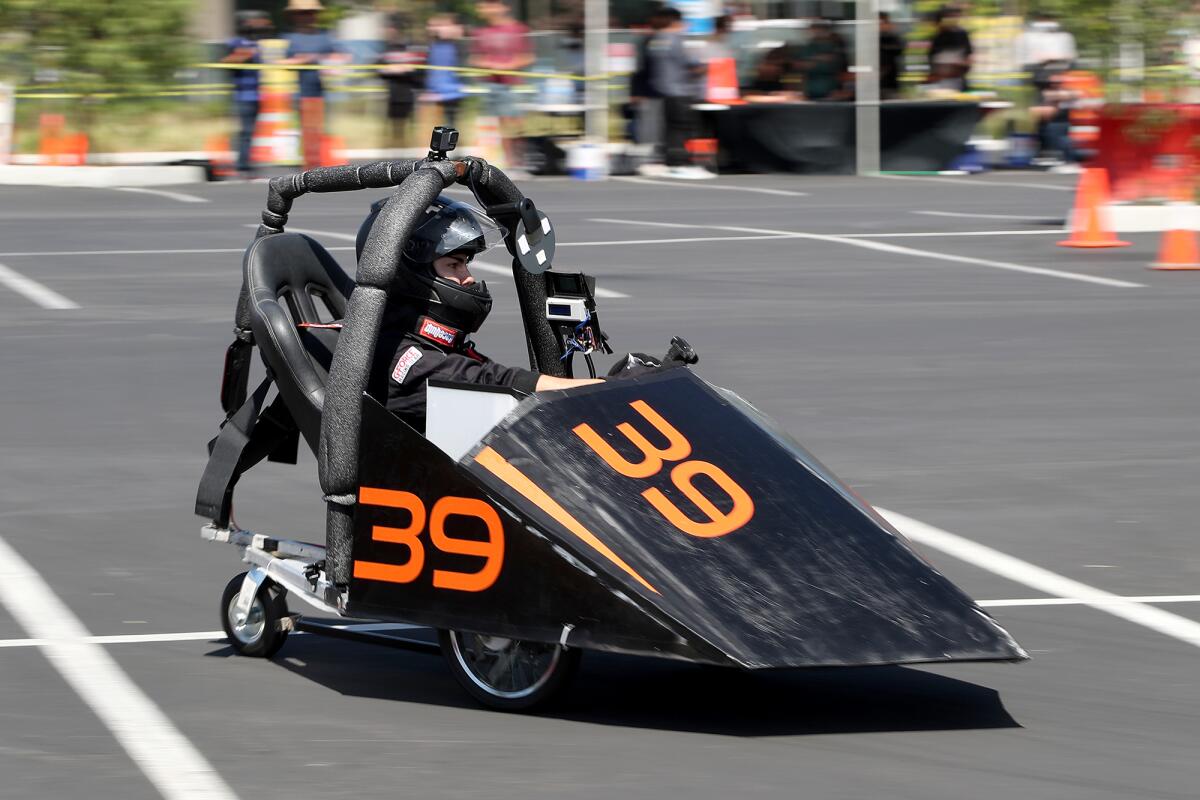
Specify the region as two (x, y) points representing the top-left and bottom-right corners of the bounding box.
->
(196, 128), (1026, 711)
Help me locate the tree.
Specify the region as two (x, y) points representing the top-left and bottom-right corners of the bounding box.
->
(0, 0), (193, 93)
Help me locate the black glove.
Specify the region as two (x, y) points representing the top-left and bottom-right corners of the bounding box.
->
(607, 336), (700, 380)
(607, 352), (665, 379)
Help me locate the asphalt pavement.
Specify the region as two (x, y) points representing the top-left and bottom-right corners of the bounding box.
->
(0, 169), (1197, 800)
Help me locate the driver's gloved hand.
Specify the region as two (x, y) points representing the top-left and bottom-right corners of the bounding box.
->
(608, 337), (699, 380)
(606, 352), (666, 379)
(663, 336), (699, 366)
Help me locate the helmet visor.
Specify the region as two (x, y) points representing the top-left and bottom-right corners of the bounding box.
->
(407, 200), (507, 264)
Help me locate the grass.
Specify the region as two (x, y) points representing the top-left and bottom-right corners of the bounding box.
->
(12, 93), (589, 155)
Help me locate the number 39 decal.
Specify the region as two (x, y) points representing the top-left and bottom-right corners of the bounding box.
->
(573, 400), (754, 538)
(353, 488), (504, 592)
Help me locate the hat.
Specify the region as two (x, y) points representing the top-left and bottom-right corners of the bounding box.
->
(286, 0), (324, 12)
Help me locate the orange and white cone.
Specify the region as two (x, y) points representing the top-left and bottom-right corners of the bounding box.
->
(1058, 167), (1130, 248)
(1150, 179), (1200, 270)
(706, 57), (743, 105)
(475, 115), (506, 169)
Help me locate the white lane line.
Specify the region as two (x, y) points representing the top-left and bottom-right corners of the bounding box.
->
(0, 631), (224, 648)
(613, 176), (808, 197)
(0, 248), (246, 257)
(876, 174), (1075, 192)
(113, 187), (209, 204)
(835, 229), (1067, 239)
(6, 595), (1200, 650)
(877, 508), (1200, 650)
(914, 210), (1064, 222)
(0, 622), (427, 649)
(277, 226), (355, 242)
(560, 234), (796, 247)
(979, 595), (1200, 608)
(278, 227), (631, 298)
(0, 262), (80, 309)
(590, 217), (1144, 289)
(473, 259), (629, 298)
(0, 536), (239, 800)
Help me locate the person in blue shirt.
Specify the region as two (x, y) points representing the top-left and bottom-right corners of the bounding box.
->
(425, 14), (466, 130)
(281, 0), (339, 169)
(221, 11), (270, 177)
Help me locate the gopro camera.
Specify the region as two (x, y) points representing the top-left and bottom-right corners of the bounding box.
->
(428, 126), (459, 161)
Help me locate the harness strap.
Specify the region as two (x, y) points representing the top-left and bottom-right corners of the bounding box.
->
(195, 376), (300, 527)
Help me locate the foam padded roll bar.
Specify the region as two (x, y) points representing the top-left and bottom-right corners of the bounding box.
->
(456, 157), (565, 377)
(318, 164), (456, 583)
(257, 160), (419, 238)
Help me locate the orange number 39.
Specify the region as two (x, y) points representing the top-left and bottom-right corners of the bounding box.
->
(354, 488), (504, 591)
(573, 401), (754, 538)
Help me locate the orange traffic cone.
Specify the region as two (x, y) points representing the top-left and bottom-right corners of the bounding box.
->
(1150, 179), (1200, 270)
(205, 135), (236, 179)
(319, 134), (346, 168)
(38, 114), (65, 165)
(706, 57), (743, 105)
(1058, 167), (1130, 248)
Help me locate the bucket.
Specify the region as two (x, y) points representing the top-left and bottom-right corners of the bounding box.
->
(567, 142), (608, 181)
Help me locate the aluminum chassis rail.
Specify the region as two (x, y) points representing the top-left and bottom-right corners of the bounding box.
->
(202, 524), (439, 654)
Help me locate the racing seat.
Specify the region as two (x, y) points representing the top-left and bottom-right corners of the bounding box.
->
(244, 232), (354, 451)
(195, 233), (353, 527)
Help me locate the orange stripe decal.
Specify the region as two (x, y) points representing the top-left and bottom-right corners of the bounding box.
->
(474, 446), (658, 594)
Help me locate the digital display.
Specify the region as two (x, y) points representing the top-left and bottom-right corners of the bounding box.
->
(547, 272), (586, 296)
(548, 303), (574, 317)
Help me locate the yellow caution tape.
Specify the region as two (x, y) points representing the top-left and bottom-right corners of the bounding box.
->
(194, 61), (626, 82)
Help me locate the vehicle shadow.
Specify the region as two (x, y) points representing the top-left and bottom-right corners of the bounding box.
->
(210, 633), (1020, 737)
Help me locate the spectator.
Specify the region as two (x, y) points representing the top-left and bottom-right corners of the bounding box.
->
(1017, 13), (1077, 103)
(927, 6), (973, 92)
(281, 0), (339, 170)
(708, 14), (736, 62)
(425, 14), (467, 130)
(629, 3), (669, 153)
(222, 11), (271, 178)
(879, 12), (905, 100)
(472, 0), (534, 169)
(644, 6), (712, 178)
(743, 45), (799, 101)
(1031, 70), (1095, 170)
(797, 19), (849, 101)
(379, 14), (422, 150)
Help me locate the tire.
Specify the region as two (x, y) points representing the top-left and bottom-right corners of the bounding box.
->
(220, 572), (290, 658)
(439, 629), (581, 712)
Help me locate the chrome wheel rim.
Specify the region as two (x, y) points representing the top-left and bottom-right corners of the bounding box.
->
(448, 631), (562, 699)
(227, 594), (266, 646)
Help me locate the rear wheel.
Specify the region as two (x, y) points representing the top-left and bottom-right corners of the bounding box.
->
(439, 629), (580, 711)
(220, 572), (290, 658)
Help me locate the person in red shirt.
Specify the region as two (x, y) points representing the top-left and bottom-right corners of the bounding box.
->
(471, 1), (534, 169)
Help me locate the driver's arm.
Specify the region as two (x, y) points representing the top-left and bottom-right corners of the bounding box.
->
(535, 375), (604, 391)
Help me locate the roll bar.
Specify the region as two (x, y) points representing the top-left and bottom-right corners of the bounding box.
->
(230, 155), (565, 583)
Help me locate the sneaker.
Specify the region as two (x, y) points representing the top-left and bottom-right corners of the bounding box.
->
(636, 162), (670, 177)
(666, 166), (717, 180)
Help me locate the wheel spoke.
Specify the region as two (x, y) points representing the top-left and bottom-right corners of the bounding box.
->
(449, 630), (567, 702)
(488, 648), (517, 687)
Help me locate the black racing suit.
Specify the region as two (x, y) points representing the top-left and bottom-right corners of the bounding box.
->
(382, 314), (539, 433)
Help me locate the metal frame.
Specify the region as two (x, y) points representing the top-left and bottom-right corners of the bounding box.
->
(203, 523), (341, 617)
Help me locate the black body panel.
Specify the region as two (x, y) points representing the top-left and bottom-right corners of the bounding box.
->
(349, 370), (1025, 669)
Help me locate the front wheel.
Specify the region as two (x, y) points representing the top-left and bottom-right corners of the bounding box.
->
(439, 629), (580, 712)
(220, 572), (290, 658)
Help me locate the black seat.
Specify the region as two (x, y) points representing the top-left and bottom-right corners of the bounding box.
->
(244, 233), (354, 453)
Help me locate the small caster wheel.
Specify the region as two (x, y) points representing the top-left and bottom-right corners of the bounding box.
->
(439, 629), (580, 712)
(220, 572), (289, 658)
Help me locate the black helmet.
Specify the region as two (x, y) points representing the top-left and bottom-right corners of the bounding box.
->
(356, 195), (506, 334)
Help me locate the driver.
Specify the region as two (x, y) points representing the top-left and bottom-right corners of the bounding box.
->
(358, 196), (601, 433)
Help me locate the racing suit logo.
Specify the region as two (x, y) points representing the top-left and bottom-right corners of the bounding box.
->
(418, 317), (460, 348)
